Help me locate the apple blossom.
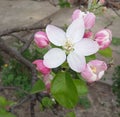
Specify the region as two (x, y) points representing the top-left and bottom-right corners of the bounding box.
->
(33, 60), (51, 75)
(43, 18), (99, 72)
(94, 29), (112, 49)
(34, 31), (49, 48)
(81, 60), (107, 83)
(72, 9), (96, 29)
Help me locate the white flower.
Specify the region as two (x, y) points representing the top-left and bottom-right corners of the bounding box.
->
(43, 18), (99, 72)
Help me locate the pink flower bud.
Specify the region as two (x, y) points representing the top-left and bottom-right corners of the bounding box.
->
(43, 74), (53, 93)
(33, 60), (51, 75)
(83, 31), (93, 38)
(34, 31), (49, 48)
(84, 12), (96, 29)
(72, 9), (96, 29)
(94, 29), (112, 49)
(81, 60), (107, 83)
(72, 9), (82, 21)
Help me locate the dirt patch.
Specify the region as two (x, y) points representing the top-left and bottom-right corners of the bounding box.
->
(0, 82), (120, 117)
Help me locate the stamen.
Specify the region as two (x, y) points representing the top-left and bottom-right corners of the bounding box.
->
(90, 66), (96, 73)
(63, 40), (74, 54)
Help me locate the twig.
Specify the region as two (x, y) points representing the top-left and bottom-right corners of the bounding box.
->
(0, 86), (29, 95)
(11, 34), (27, 43)
(30, 96), (36, 117)
(0, 86), (17, 91)
(111, 7), (120, 17)
(104, 20), (113, 28)
(0, 39), (37, 84)
(49, 0), (58, 7)
(0, 13), (53, 117)
(105, 0), (120, 17)
(0, 17), (51, 37)
(0, 26), (43, 37)
(19, 33), (34, 53)
(10, 96), (30, 114)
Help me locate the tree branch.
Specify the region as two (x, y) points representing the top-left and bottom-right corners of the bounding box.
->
(19, 33), (34, 53)
(0, 39), (37, 84)
(0, 18), (51, 37)
(11, 34), (27, 43)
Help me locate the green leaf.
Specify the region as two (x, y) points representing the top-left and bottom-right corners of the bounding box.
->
(0, 96), (8, 108)
(98, 47), (112, 58)
(42, 97), (53, 108)
(0, 96), (15, 109)
(0, 109), (16, 117)
(31, 79), (45, 94)
(65, 112), (76, 117)
(51, 72), (78, 109)
(0, 113), (16, 117)
(112, 37), (120, 46)
(58, 0), (70, 8)
(86, 54), (96, 62)
(73, 79), (88, 96)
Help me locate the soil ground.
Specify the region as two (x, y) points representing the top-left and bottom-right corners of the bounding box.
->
(0, 82), (120, 117)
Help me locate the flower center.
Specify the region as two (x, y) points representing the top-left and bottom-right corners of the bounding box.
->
(90, 66), (97, 73)
(63, 40), (74, 54)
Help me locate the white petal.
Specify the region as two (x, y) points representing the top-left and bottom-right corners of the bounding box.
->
(46, 25), (66, 46)
(98, 71), (104, 80)
(66, 18), (85, 44)
(43, 48), (66, 68)
(74, 39), (99, 56)
(67, 51), (86, 72)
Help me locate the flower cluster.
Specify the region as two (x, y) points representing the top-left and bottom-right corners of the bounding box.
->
(33, 9), (112, 90)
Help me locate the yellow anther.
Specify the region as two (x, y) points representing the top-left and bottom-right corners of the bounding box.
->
(63, 40), (74, 54)
(90, 66), (96, 73)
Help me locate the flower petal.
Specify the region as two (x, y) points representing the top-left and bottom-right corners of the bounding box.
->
(66, 18), (85, 44)
(43, 48), (66, 68)
(67, 51), (86, 72)
(74, 39), (99, 56)
(46, 25), (66, 46)
(98, 71), (104, 80)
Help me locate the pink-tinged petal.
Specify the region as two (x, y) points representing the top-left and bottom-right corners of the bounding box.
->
(81, 60), (107, 83)
(33, 60), (51, 75)
(34, 38), (49, 48)
(98, 71), (105, 80)
(74, 39), (99, 56)
(34, 31), (47, 39)
(94, 29), (112, 49)
(46, 25), (66, 46)
(84, 12), (96, 29)
(67, 51), (86, 72)
(81, 66), (97, 83)
(66, 18), (85, 44)
(72, 9), (81, 21)
(43, 48), (66, 68)
(34, 31), (49, 48)
(88, 60), (107, 71)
